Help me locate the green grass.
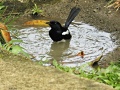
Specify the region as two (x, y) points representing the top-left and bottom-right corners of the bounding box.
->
(0, 2), (27, 57)
(31, 3), (43, 15)
(0, 2), (19, 25)
(52, 60), (120, 90)
(0, 40), (30, 57)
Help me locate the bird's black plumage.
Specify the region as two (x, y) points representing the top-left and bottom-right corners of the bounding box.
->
(46, 7), (80, 42)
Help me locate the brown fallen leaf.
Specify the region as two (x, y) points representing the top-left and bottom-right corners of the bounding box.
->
(68, 51), (85, 58)
(1, 30), (11, 43)
(107, 0), (120, 11)
(0, 22), (11, 43)
(0, 22), (8, 30)
(77, 51), (85, 58)
(24, 20), (49, 26)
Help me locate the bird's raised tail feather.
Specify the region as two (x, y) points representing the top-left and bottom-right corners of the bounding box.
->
(64, 7), (80, 28)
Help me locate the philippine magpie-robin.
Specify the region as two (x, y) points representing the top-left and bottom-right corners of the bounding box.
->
(46, 7), (80, 42)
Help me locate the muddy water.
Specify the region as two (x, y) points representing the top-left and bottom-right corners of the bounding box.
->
(16, 21), (117, 67)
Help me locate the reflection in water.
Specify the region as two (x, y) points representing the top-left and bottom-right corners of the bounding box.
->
(17, 22), (117, 67)
(49, 40), (70, 61)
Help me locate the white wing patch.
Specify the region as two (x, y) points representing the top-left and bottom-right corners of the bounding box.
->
(62, 30), (69, 35)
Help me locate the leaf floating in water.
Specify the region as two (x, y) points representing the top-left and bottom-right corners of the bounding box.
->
(24, 20), (49, 27)
(68, 51), (85, 58)
(77, 51), (85, 58)
(0, 22), (11, 44)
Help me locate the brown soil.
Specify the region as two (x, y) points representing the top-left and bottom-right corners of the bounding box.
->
(41, 0), (120, 32)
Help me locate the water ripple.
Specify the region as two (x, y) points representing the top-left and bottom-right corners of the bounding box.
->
(18, 22), (117, 67)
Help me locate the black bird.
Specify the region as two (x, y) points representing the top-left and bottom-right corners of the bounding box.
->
(46, 7), (80, 42)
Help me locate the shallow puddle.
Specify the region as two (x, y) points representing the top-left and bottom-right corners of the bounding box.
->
(17, 21), (117, 67)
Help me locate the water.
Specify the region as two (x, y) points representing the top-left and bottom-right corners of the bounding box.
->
(17, 21), (117, 67)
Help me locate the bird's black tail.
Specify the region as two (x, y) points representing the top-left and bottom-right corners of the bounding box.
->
(64, 7), (80, 28)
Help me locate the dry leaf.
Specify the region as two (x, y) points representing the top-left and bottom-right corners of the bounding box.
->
(0, 22), (11, 43)
(1, 30), (11, 43)
(0, 22), (8, 30)
(24, 20), (49, 26)
(107, 0), (120, 11)
(77, 51), (84, 58)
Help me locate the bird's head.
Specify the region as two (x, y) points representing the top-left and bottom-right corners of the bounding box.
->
(46, 21), (62, 29)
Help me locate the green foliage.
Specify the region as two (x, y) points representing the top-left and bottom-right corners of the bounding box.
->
(37, 59), (49, 65)
(0, 40), (30, 57)
(32, 3), (43, 15)
(0, 2), (19, 25)
(0, 3), (5, 10)
(52, 60), (120, 90)
(106, 0), (115, 4)
(53, 60), (74, 73)
(0, 2), (6, 19)
(0, 31), (6, 44)
(0, 2), (28, 59)
(94, 62), (120, 89)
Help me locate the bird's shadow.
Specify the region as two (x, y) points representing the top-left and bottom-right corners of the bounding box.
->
(49, 40), (70, 62)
